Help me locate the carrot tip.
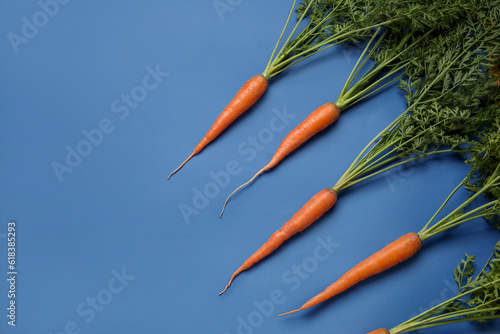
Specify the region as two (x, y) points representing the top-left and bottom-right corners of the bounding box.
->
(278, 308), (301, 317)
(220, 200), (228, 218)
(219, 166), (269, 217)
(219, 181), (249, 217)
(219, 284), (230, 296)
(219, 275), (235, 295)
(168, 151), (196, 180)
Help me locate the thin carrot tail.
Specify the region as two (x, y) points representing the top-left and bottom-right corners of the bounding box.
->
(219, 281), (231, 295)
(219, 271), (239, 295)
(218, 229), (287, 295)
(168, 152), (196, 180)
(367, 329), (390, 334)
(219, 261), (249, 295)
(278, 308), (304, 316)
(167, 137), (210, 180)
(279, 289), (332, 316)
(220, 163), (273, 217)
(281, 233), (422, 314)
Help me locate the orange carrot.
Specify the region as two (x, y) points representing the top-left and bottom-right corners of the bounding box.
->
(219, 188), (337, 295)
(168, 74), (269, 179)
(279, 232), (422, 316)
(220, 102), (340, 216)
(367, 329), (390, 334)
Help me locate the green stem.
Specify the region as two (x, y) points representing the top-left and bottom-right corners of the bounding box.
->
(421, 199), (499, 241)
(262, 0), (298, 79)
(345, 152), (403, 183)
(341, 150), (452, 190)
(340, 66), (404, 109)
(268, 40), (339, 78)
(280, 1), (340, 59)
(268, 19), (396, 77)
(419, 175), (469, 233)
(333, 102), (408, 191)
(338, 27), (384, 101)
(419, 176), (500, 240)
(273, 0), (313, 62)
(394, 314), (500, 334)
(339, 109), (456, 190)
(263, 0), (316, 78)
(339, 29), (426, 107)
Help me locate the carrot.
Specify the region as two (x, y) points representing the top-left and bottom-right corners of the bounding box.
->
(220, 102), (340, 216)
(219, 188), (337, 295)
(367, 329), (390, 334)
(279, 232), (422, 316)
(168, 74), (268, 179)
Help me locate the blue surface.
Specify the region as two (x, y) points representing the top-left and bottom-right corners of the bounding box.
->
(0, 1), (498, 334)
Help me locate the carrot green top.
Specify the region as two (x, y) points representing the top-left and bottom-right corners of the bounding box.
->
(261, 0), (478, 79)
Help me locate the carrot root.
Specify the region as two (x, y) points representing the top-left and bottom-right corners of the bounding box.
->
(278, 308), (303, 317)
(281, 232), (422, 315)
(168, 152), (196, 180)
(167, 136), (210, 180)
(219, 274), (236, 295)
(220, 163), (273, 217)
(219, 265), (245, 295)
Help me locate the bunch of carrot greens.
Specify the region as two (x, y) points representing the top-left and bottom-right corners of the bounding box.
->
(169, 0), (476, 179)
(368, 240), (500, 334)
(219, 3), (500, 296)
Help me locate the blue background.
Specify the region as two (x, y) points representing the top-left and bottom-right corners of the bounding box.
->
(0, 1), (498, 333)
